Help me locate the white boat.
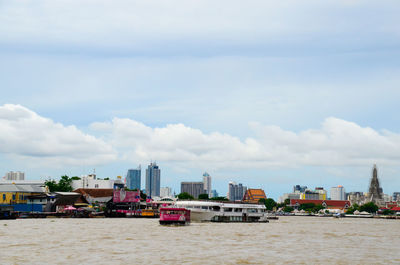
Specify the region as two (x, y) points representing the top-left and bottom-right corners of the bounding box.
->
(175, 201), (269, 222)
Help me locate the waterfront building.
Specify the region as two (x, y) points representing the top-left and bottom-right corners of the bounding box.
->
(145, 162), (161, 197)
(71, 174), (121, 190)
(290, 199), (350, 211)
(228, 182), (247, 201)
(126, 166), (141, 190)
(160, 187), (172, 198)
(300, 187), (327, 200)
(330, 185), (346, 200)
(278, 192), (301, 204)
(73, 188), (114, 204)
(242, 189), (267, 203)
(181, 182), (204, 199)
(3, 171), (25, 181)
(367, 164), (384, 206)
(203, 172), (212, 198)
(0, 184), (46, 212)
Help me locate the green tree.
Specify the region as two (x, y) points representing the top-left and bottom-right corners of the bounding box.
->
(346, 203), (360, 214)
(71, 176), (81, 180)
(209, 196), (229, 201)
(177, 192), (194, 200)
(359, 202), (378, 213)
(45, 175), (73, 192)
(259, 198), (277, 211)
(198, 193), (209, 200)
(382, 209), (394, 215)
(283, 206), (294, 213)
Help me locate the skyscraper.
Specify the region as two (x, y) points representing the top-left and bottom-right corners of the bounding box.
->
(145, 162), (160, 197)
(228, 181), (247, 201)
(368, 164), (383, 205)
(181, 182), (205, 199)
(126, 166), (141, 190)
(203, 172), (212, 197)
(330, 185), (346, 200)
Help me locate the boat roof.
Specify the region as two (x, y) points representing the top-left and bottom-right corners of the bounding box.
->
(175, 200), (266, 209)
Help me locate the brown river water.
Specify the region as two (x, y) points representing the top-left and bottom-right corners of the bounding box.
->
(1, 216), (399, 264)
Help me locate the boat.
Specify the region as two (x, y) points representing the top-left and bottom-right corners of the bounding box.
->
(159, 207), (190, 225)
(175, 201), (269, 223)
(0, 206), (17, 220)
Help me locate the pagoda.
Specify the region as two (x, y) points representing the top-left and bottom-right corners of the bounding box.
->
(367, 164), (384, 206)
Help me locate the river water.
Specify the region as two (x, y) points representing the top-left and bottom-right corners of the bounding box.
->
(1, 216), (399, 264)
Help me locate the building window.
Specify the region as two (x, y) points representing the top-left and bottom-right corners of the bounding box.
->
(12, 194), (16, 201)
(2, 194), (5, 201)
(95, 184), (99, 188)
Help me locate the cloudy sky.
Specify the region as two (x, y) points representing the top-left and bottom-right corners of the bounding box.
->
(1, 0), (400, 199)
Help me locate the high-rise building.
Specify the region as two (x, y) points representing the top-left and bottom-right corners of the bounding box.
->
(203, 172), (212, 197)
(181, 182), (205, 199)
(368, 164), (383, 205)
(228, 182), (247, 201)
(4, 171), (25, 181)
(330, 185), (346, 200)
(293, 185), (307, 193)
(146, 162), (160, 197)
(211, 189), (218, 198)
(126, 166), (141, 190)
(393, 192), (400, 202)
(160, 187), (172, 198)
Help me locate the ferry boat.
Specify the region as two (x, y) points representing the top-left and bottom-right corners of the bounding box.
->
(159, 207), (190, 225)
(175, 201), (269, 223)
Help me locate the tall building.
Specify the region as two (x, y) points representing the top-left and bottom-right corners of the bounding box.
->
(203, 172), (212, 197)
(4, 171), (25, 181)
(126, 166), (141, 190)
(211, 189), (218, 198)
(181, 182), (205, 199)
(145, 162), (160, 197)
(160, 187), (172, 198)
(228, 182), (247, 201)
(393, 192), (400, 202)
(368, 164), (383, 205)
(293, 185), (307, 193)
(330, 185), (346, 200)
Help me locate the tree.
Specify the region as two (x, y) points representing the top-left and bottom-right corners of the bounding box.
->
(359, 202), (378, 213)
(177, 192), (194, 200)
(283, 206), (294, 213)
(209, 196), (229, 201)
(259, 198), (277, 211)
(382, 209), (394, 215)
(346, 203), (360, 214)
(45, 175), (73, 192)
(198, 194), (209, 200)
(71, 176), (81, 180)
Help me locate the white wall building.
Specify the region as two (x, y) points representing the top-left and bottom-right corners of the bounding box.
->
(4, 171), (25, 181)
(160, 187), (172, 198)
(71, 174), (122, 190)
(330, 185), (346, 200)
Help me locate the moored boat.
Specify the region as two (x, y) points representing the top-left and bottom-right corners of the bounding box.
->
(159, 207), (190, 225)
(175, 201), (269, 223)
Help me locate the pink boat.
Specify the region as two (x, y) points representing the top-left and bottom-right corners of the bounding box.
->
(159, 208), (191, 225)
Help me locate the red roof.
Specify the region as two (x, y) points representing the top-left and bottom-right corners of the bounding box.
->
(391, 207), (400, 211)
(290, 199), (350, 209)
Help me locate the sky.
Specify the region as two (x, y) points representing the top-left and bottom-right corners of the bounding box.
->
(1, 0), (400, 199)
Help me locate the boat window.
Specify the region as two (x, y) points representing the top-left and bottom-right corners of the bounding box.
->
(224, 208), (233, 212)
(248, 208), (257, 213)
(195, 206), (201, 209)
(234, 208), (242, 212)
(211, 206), (220, 211)
(201, 206), (208, 210)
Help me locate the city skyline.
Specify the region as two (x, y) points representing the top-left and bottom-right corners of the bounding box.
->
(1, 1), (400, 199)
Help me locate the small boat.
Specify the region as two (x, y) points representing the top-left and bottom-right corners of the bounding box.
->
(159, 208), (190, 225)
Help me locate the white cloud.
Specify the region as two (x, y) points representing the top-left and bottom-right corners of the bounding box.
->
(0, 104), (116, 167)
(91, 116), (400, 170)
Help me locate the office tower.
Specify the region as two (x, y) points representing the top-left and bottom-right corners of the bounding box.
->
(203, 172), (212, 197)
(181, 182), (205, 199)
(145, 162), (160, 197)
(330, 185), (346, 200)
(160, 187), (172, 198)
(228, 181), (247, 201)
(4, 171), (25, 181)
(126, 166), (141, 190)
